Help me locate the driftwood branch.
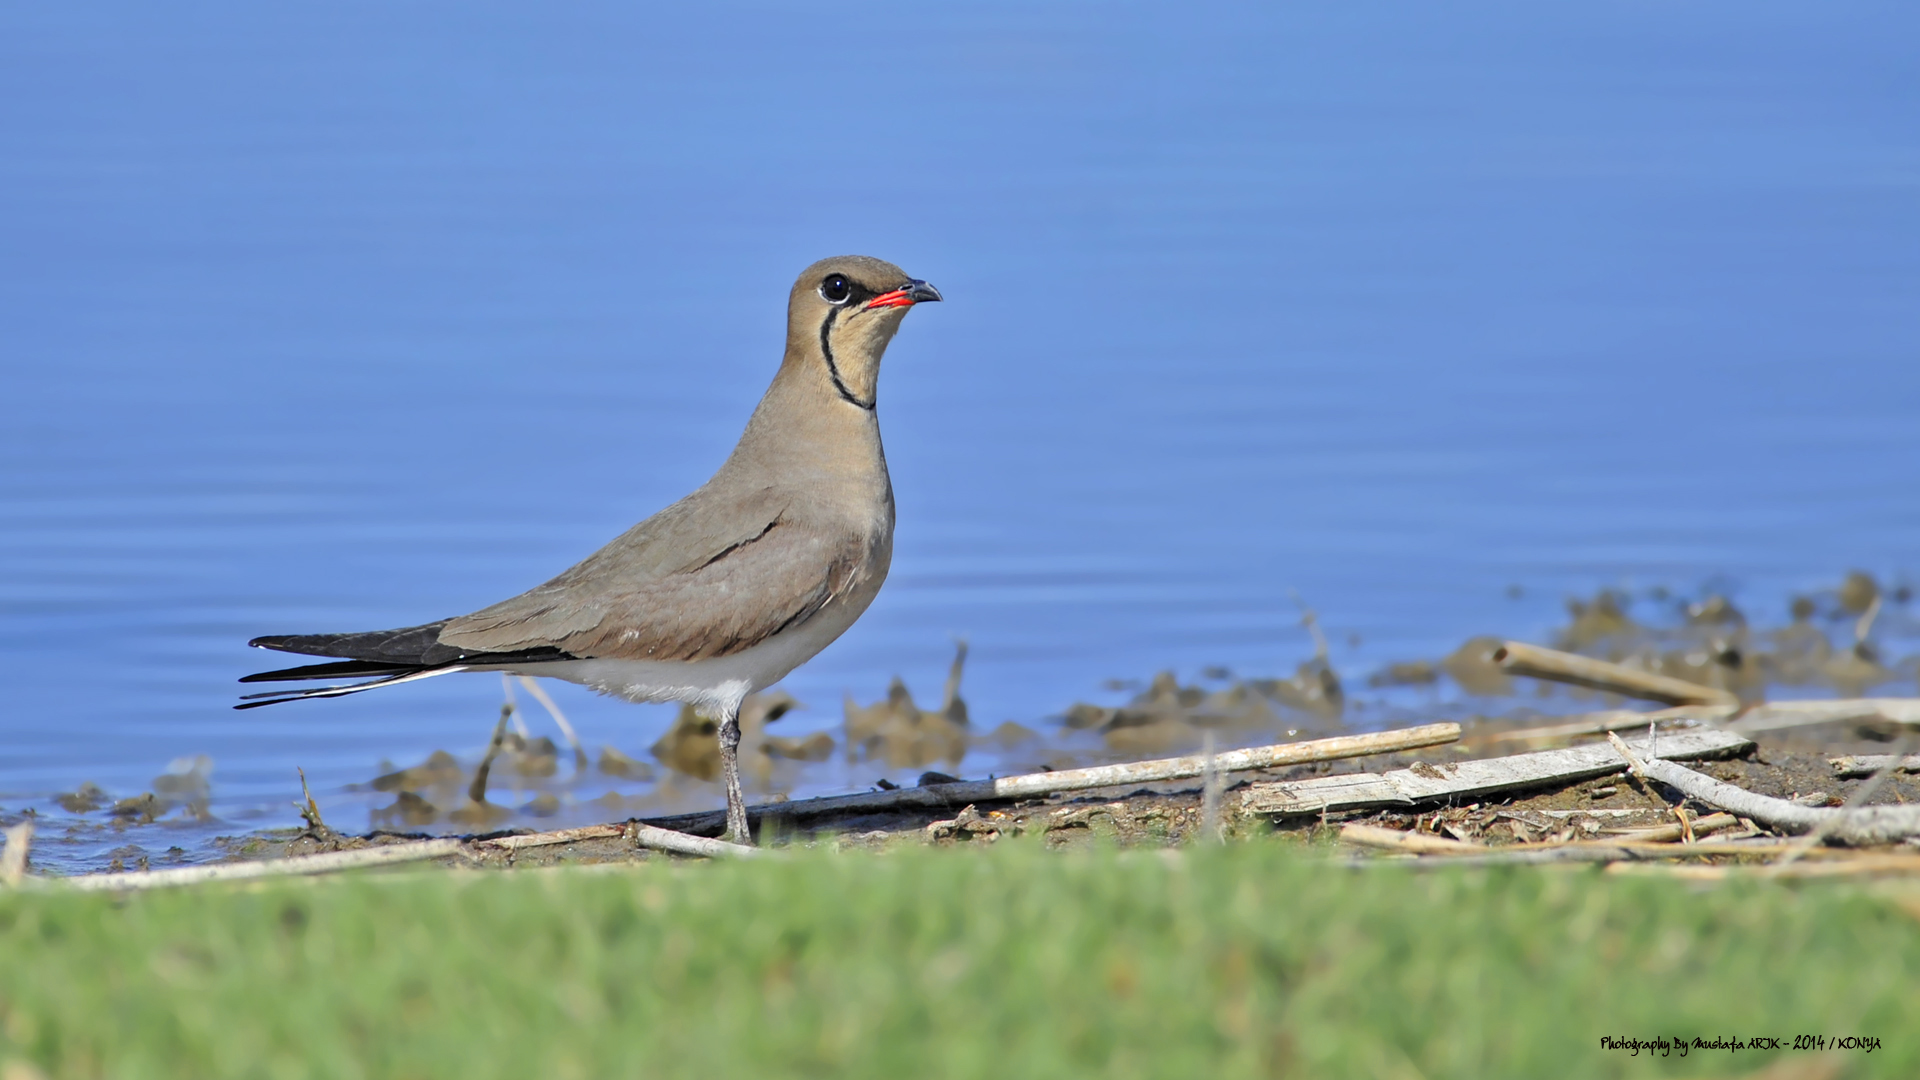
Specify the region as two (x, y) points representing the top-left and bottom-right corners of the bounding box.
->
(1831, 754), (1920, 780)
(51, 839), (470, 893)
(1729, 699), (1920, 735)
(1339, 824), (1482, 854)
(1484, 706), (1725, 747)
(1241, 728), (1750, 817)
(1607, 812), (1739, 843)
(1482, 698), (1920, 749)
(1492, 641), (1738, 707)
(645, 722), (1463, 836)
(1607, 734), (1920, 846)
(480, 823), (761, 860)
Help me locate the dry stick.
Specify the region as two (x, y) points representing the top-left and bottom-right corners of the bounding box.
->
(643, 722), (1464, 836)
(1729, 698), (1920, 735)
(1831, 754), (1920, 779)
(467, 705), (515, 805)
(1769, 733), (1914, 873)
(480, 822), (761, 860)
(1607, 812), (1739, 844)
(1, 821), (32, 887)
(51, 839), (470, 893)
(1340, 823), (1482, 854)
(516, 675), (589, 771)
(1484, 697), (1920, 748)
(1605, 732), (1920, 846)
(1482, 703), (1751, 747)
(1492, 641), (1738, 707)
(1856, 594), (1882, 645)
(1240, 728), (1750, 817)
(1342, 815), (1740, 861)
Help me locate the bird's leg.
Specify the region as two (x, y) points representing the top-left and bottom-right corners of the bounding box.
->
(717, 704), (753, 845)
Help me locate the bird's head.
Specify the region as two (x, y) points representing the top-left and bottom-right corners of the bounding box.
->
(786, 255), (941, 411)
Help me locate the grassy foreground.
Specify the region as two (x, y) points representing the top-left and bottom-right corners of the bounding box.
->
(1, 842), (1915, 1079)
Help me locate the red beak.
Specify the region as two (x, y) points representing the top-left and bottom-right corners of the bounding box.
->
(863, 279), (943, 310)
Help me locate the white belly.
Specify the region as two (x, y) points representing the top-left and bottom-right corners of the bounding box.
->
(500, 597), (867, 718)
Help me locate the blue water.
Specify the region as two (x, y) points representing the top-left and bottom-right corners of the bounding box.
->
(3, 4), (1917, 867)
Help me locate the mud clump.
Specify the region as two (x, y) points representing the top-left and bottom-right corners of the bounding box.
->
(56, 783), (108, 814)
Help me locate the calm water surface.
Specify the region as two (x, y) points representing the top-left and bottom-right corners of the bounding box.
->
(2, 4), (1917, 868)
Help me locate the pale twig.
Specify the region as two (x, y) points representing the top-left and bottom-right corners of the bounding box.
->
(1, 822), (32, 887)
(1340, 823), (1482, 854)
(479, 824), (625, 848)
(1830, 753), (1920, 779)
(1728, 698), (1920, 735)
(1606, 812), (1739, 844)
(1855, 594), (1882, 645)
(1478, 697), (1920, 746)
(1243, 728), (1749, 817)
(480, 822), (762, 860)
(1769, 734), (1913, 873)
(645, 722), (1464, 836)
(1607, 732), (1920, 846)
(1492, 641), (1738, 707)
(1483, 707), (1716, 748)
(516, 676), (588, 771)
(50, 839), (469, 892)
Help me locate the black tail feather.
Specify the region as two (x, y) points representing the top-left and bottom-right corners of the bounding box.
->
(234, 666), (464, 710)
(240, 620), (578, 708)
(239, 659), (425, 684)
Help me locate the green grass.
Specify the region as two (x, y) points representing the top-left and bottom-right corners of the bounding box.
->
(1, 842), (1914, 1079)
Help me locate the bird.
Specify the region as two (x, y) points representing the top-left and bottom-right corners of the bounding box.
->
(238, 255), (941, 844)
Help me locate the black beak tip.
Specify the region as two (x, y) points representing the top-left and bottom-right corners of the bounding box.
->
(906, 280), (942, 304)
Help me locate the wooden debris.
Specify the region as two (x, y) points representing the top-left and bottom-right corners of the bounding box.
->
(1604, 812), (1738, 844)
(51, 839), (470, 892)
(480, 823), (761, 860)
(1, 822), (32, 887)
(1484, 697), (1920, 749)
(479, 824), (626, 850)
(1830, 753), (1920, 779)
(1241, 728), (1749, 817)
(644, 722), (1462, 836)
(1484, 706), (1720, 747)
(1492, 641), (1738, 707)
(1607, 734), (1920, 846)
(1339, 823), (1482, 854)
(1729, 698), (1920, 735)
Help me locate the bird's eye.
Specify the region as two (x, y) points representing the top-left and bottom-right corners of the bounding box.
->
(819, 275), (852, 305)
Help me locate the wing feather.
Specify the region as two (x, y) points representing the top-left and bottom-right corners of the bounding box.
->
(437, 487), (881, 662)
